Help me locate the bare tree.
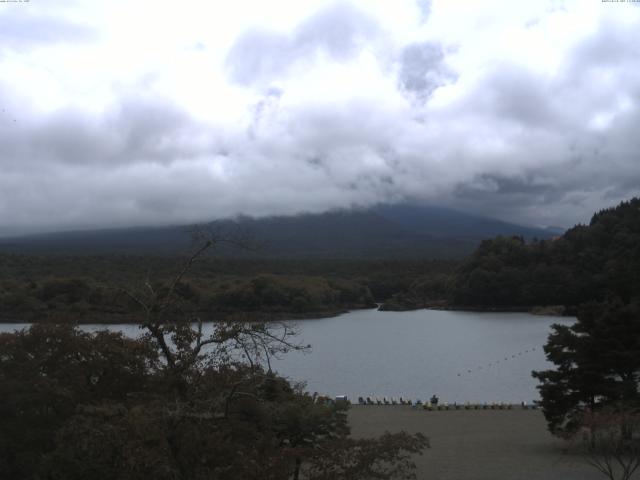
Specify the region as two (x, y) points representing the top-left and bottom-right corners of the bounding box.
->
(579, 407), (640, 480)
(120, 228), (307, 393)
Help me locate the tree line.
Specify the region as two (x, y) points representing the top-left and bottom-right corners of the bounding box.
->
(0, 255), (455, 322)
(449, 198), (640, 309)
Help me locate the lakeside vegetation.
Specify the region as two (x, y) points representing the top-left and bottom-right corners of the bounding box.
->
(2, 198), (639, 323)
(382, 198), (640, 315)
(0, 321), (427, 479)
(0, 256), (455, 323)
(0, 242), (429, 479)
(449, 198), (640, 310)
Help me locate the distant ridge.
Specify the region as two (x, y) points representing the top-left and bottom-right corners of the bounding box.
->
(0, 204), (559, 258)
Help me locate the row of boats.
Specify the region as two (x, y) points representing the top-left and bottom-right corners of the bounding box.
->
(356, 396), (539, 410)
(313, 394), (539, 410)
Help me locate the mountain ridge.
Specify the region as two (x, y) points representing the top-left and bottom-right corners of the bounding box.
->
(0, 204), (559, 258)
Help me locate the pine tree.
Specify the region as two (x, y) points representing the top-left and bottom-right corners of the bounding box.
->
(533, 300), (640, 436)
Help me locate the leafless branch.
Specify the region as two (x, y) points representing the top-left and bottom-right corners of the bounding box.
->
(119, 288), (150, 315)
(580, 407), (640, 480)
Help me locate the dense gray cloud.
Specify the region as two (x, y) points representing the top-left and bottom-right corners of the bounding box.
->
(398, 41), (455, 102)
(225, 2), (379, 86)
(469, 65), (555, 126)
(0, 97), (208, 170)
(0, 0), (639, 235)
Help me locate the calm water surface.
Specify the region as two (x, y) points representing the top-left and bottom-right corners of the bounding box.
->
(272, 309), (573, 403)
(1, 309), (573, 404)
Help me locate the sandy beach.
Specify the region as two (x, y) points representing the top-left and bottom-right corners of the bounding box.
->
(348, 406), (603, 480)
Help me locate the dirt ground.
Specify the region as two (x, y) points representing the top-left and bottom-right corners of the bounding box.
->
(348, 405), (605, 480)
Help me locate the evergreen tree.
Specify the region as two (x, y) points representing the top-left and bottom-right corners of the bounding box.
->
(532, 300), (640, 436)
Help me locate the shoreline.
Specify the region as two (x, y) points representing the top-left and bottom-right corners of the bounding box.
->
(381, 303), (571, 317)
(0, 308), (353, 325)
(0, 304), (572, 325)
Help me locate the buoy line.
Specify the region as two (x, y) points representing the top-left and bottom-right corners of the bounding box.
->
(455, 347), (538, 378)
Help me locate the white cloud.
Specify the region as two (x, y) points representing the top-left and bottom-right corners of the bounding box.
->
(0, 0), (639, 234)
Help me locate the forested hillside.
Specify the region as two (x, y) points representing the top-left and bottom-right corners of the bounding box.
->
(5, 198), (638, 319)
(0, 255), (455, 323)
(449, 198), (640, 309)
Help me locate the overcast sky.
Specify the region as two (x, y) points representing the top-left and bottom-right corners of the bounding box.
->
(1, 0), (639, 235)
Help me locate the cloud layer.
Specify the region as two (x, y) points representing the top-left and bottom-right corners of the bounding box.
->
(0, 0), (639, 235)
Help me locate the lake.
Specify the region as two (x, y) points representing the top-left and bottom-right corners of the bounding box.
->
(271, 309), (573, 404)
(0, 309), (573, 404)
